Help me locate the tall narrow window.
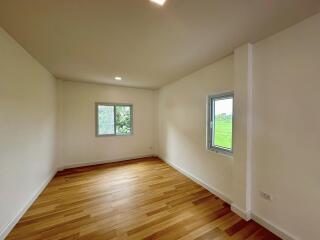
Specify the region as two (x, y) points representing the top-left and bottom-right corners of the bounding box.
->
(208, 93), (234, 153)
(96, 103), (133, 136)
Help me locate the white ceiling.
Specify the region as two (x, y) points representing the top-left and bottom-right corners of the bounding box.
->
(0, 0), (319, 89)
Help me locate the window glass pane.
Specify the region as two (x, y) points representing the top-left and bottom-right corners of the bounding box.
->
(98, 105), (115, 135)
(115, 105), (132, 135)
(213, 97), (233, 150)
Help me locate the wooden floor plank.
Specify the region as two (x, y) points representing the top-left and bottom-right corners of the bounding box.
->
(6, 157), (280, 240)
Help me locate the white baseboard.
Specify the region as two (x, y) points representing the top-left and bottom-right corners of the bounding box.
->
(0, 170), (57, 240)
(160, 158), (232, 205)
(252, 213), (297, 240)
(1, 157), (295, 240)
(58, 154), (156, 171)
(231, 203), (251, 221)
(162, 158), (251, 221)
(159, 157), (297, 240)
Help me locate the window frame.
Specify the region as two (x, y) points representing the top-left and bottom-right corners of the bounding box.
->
(207, 92), (234, 154)
(95, 102), (133, 137)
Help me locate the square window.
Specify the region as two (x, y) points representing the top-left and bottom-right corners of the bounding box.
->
(96, 103), (132, 136)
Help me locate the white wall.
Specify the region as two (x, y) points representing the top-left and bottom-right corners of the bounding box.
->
(157, 13), (320, 240)
(1, 11), (320, 240)
(158, 55), (234, 201)
(0, 27), (57, 238)
(59, 81), (157, 168)
(231, 44), (253, 219)
(252, 13), (320, 240)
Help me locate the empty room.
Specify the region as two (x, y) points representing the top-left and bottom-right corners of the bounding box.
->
(1, 0), (319, 239)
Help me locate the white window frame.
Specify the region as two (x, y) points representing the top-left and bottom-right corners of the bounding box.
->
(95, 102), (133, 137)
(207, 92), (234, 154)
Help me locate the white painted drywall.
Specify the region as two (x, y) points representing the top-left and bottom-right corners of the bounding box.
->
(1, 11), (320, 240)
(59, 81), (157, 168)
(252, 13), (320, 240)
(0, 27), (57, 237)
(158, 55), (234, 201)
(157, 13), (320, 239)
(231, 44), (253, 219)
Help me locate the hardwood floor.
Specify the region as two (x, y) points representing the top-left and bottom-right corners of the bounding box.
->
(6, 157), (281, 240)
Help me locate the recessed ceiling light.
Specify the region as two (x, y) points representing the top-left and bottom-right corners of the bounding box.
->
(114, 76), (122, 81)
(150, 0), (166, 6)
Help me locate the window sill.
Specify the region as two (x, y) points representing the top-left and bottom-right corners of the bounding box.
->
(207, 147), (233, 159)
(96, 133), (133, 138)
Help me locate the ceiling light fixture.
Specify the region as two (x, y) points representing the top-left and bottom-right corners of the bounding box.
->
(114, 76), (122, 81)
(150, 0), (166, 6)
